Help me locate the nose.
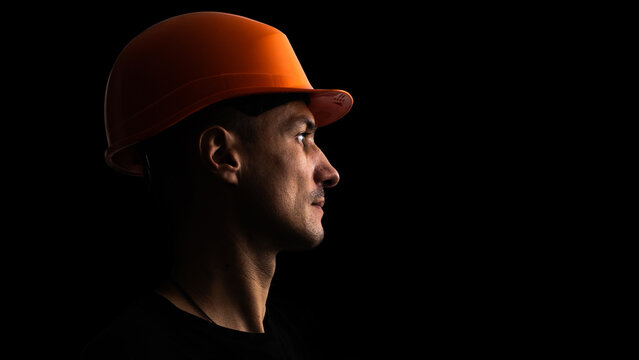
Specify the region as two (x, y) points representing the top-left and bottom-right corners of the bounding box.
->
(314, 149), (340, 188)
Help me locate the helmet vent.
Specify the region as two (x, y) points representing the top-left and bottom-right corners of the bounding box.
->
(333, 93), (348, 106)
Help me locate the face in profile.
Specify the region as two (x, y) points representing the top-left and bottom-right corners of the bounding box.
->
(237, 100), (340, 251)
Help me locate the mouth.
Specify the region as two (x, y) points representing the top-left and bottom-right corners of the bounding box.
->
(311, 198), (325, 209)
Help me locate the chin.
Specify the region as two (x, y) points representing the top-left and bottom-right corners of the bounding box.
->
(278, 226), (325, 251)
(305, 232), (325, 249)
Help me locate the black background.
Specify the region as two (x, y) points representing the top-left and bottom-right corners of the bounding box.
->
(8, 2), (605, 358)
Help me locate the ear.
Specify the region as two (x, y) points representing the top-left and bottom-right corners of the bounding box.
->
(198, 125), (241, 184)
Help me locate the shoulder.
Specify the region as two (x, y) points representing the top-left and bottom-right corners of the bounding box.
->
(81, 293), (178, 360)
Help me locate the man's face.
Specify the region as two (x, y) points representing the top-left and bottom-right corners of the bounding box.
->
(238, 100), (339, 250)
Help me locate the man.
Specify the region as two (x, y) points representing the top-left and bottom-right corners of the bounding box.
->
(83, 12), (352, 359)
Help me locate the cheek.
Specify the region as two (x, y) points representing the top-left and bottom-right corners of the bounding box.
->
(269, 151), (314, 214)
(245, 139), (315, 205)
(249, 148), (299, 203)
(277, 154), (308, 203)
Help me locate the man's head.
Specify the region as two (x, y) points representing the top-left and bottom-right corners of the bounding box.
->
(143, 93), (339, 251)
(104, 12), (352, 253)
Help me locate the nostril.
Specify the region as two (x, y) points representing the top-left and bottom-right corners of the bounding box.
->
(322, 170), (339, 189)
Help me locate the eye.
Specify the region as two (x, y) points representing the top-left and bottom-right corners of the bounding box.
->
(296, 132), (311, 144)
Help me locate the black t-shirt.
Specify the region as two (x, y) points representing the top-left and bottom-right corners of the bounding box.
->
(81, 292), (325, 359)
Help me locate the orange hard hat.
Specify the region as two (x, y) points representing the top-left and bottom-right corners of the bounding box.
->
(105, 12), (353, 176)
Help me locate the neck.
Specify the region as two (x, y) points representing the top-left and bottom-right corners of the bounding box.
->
(158, 220), (278, 333)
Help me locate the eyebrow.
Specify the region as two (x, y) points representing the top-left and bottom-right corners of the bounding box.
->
(285, 116), (317, 133)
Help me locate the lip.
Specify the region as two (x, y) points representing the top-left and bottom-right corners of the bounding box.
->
(311, 198), (325, 208)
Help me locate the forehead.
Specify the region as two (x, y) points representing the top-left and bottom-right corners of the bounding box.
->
(260, 100), (316, 130)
